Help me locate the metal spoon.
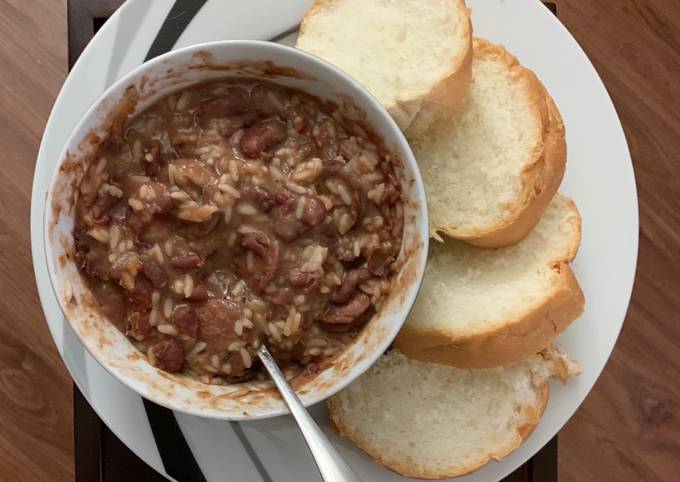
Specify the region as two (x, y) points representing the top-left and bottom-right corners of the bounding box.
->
(256, 344), (364, 482)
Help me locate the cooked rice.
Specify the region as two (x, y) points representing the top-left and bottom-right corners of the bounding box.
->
(223, 205), (233, 224)
(323, 347), (339, 357)
(241, 319), (254, 329)
(177, 204), (218, 222)
(175, 91), (192, 111)
(292, 157), (323, 183)
(189, 341), (207, 357)
(337, 212), (353, 234)
(232, 280), (245, 296)
(305, 338), (327, 348)
(228, 159), (240, 181)
(139, 184), (156, 201)
(183, 274), (194, 298)
(163, 239), (174, 257)
(88, 227), (110, 244)
(299, 245), (328, 272)
(130, 175), (151, 184)
(236, 202), (258, 216)
(227, 232), (237, 247)
(100, 183), (123, 198)
(158, 324), (178, 336)
(269, 322), (282, 343)
(170, 190), (192, 201)
(367, 183), (386, 203)
(109, 226), (121, 249)
(149, 308), (160, 327)
(218, 183), (241, 198)
(63, 280), (73, 303)
(337, 183), (352, 205)
(295, 196), (308, 220)
(127, 198), (144, 211)
(286, 180), (308, 194)
(240, 348), (252, 368)
(228, 341), (247, 352)
(150, 243), (164, 263)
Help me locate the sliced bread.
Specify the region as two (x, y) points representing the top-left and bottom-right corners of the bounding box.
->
(394, 194), (584, 368)
(414, 39), (566, 247)
(328, 348), (580, 479)
(296, 0), (472, 137)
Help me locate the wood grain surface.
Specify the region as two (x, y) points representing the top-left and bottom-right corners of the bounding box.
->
(558, 2), (680, 481)
(0, 1), (677, 481)
(0, 1), (73, 481)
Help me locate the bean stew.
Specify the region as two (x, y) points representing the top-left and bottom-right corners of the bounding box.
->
(73, 79), (404, 384)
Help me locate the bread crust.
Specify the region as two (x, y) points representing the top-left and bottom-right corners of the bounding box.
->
(327, 370), (551, 479)
(396, 197), (584, 368)
(399, 6), (472, 137)
(297, 0), (473, 137)
(433, 39), (567, 248)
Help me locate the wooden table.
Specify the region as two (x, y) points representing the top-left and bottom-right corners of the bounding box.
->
(1, 0), (678, 481)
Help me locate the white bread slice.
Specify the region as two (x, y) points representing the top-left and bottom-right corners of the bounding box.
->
(296, 0), (472, 137)
(394, 194), (584, 368)
(328, 348), (580, 479)
(414, 39), (566, 247)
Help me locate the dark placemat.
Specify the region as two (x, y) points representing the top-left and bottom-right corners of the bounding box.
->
(68, 1), (560, 481)
(74, 385), (557, 482)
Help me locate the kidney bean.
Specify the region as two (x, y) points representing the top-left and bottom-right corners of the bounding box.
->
(125, 311), (151, 341)
(236, 230), (280, 291)
(303, 196), (327, 226)
(289, 270), (320, 293)
(198, 87), (249, 122)
(332, 266), (372, 304)
(239, 120), (287, 159)
(170, 253), (204, 270)
(147, 339), (185, 372)
(367, 248), (391, 277)
(273, 197), (306, 242)
(172, 305), (199, 338)
(242, 185), (275, 213)
(196, 299), (244, 350)
(124, 283), (153, 341)
(91, 190), (119, 221)
(124, 282), (152, 312)
(142, 261), (168, 288)
(187, 284), (209, 301)
(323, 292), (371, 326)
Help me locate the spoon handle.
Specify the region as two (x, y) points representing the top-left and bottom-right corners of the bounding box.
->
(257, 345), (364, 482)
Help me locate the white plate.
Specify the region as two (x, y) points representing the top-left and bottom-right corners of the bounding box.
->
(30, 0), (637, 480)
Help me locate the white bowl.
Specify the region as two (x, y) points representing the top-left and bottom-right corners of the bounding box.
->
(44, 40), (429, 420)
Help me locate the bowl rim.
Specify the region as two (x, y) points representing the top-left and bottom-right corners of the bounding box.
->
(43, 39), (429, 420)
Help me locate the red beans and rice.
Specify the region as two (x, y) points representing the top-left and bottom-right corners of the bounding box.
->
(73, 79), (404, 384)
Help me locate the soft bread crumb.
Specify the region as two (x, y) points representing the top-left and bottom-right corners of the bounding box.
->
(395, 194), (584, 367)
(413, 39), (566, 245)
(328, 350), (579, 479)
(297, 0), (472, 134)
(541, 346), (583, 382)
